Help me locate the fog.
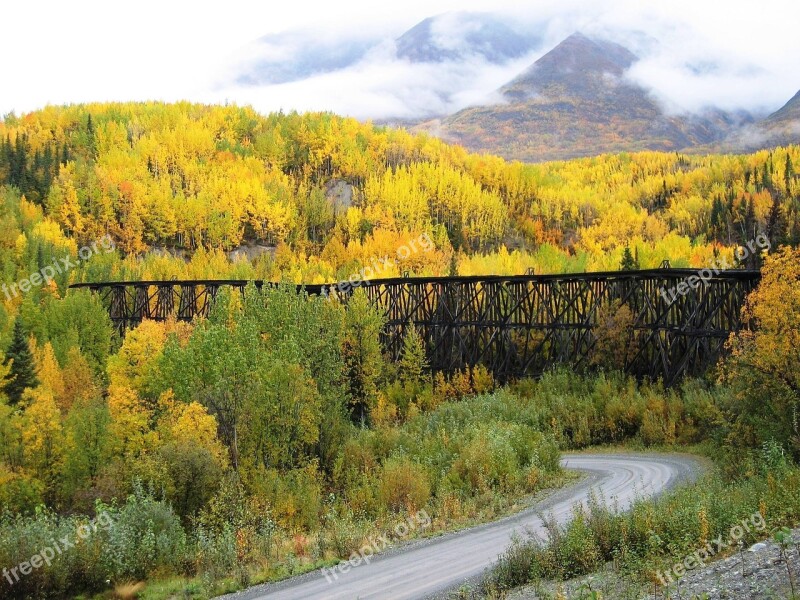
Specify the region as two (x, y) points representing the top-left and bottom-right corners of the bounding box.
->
(1, 0), (798, 120)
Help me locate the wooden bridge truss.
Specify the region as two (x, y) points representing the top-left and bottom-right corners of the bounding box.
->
(71, 268), (761, 385)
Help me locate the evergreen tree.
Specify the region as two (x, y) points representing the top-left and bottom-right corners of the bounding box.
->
(786, 154), (794, 194)
(766, 193), (787, 248)
(448, 251), (459, 277)
(710, 195), (724, 240)
(341, 289), (385, 424)
(620, 245), (638, 271)
(399, 324), (429, 383)
(744, 199), (757, 240)
(3, 318), (39, 405)
(762, 164), (772, 191)
(86, 115), (97, 159)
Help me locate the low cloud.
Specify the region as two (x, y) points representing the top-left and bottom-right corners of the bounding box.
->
(214, 19), (542, 120)
(212, 1), (800, 121)
(4, 0), (796, 122)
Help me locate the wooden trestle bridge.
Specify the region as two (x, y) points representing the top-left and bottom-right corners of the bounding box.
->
(71, 268), (761, 385)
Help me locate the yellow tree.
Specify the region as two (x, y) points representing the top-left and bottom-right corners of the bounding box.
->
(721, 246), (800, 456)
(35, 342), (66, 411)
(21, 387), (64, 500)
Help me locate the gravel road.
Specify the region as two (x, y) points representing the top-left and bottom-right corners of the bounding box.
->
(219, 453), (703, 600)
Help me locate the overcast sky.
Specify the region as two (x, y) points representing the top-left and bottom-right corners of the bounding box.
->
(2, 0), (799, 120)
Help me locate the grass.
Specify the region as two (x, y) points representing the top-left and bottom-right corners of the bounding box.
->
(477, 451), (800, 599)
(77, 471), (580, 600)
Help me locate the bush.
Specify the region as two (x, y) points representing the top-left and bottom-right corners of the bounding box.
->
(99, 483), (187, 580)
(379, 456), (430, 513)
(0, 485), (186, 599)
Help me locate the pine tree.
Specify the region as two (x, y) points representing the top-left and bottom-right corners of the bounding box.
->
(3, 318), (39, 405)
(766, 193), (786, 248)
(448, 251), (459, 277)
(86, 115), (97, 159)
(399, 324), (429, 383)
(744, 199), (757, 240)
(785, 154), (794, 195)
(620, 245), (638, 271)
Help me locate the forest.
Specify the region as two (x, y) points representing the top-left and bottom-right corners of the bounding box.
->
(0, 102), (798, 599)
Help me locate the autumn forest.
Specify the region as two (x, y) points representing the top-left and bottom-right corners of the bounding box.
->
(0, 102), (799, 599)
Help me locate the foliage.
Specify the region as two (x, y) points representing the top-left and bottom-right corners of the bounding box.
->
(0, 102), (798, 598)
(482, 462), (800, 595)
(2, 318), (38, 404)
(721, 246), (800, 458)
(341, 289), (385, 424)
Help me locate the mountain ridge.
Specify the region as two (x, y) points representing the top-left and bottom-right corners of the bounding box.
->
(425, 32), (756, 162)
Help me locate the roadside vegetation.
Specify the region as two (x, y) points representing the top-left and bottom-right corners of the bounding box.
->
(478, 247), (800, 599)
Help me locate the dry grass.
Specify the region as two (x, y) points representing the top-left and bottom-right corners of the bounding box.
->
(113, 581), (146, 599)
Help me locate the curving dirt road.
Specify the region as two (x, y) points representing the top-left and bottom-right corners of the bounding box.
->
(220, 453), (703, 600)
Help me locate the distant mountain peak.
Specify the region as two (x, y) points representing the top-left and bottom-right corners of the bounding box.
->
(395, 12), (539, 64)
(428, 32), (754, 162)
(502, 32), (638, 101)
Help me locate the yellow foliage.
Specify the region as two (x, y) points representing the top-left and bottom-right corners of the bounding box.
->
(20, 387), (64, 479)
(107, 383), (157, 457)
(163, 400), (228, 468)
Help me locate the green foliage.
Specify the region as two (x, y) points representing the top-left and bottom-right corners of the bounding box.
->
(483, 463), (800, 594)
(342, 289), (385, 424)
(399, 323), (429, 384)
(2, 318), (38, 404)
(99, 484), (187, 580)
(620, 245), (639, 270)
(0, 487), (185, 599)
(155, 285), (346, 474)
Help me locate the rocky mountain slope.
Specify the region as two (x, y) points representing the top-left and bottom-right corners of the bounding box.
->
(428, 33), (755, 162)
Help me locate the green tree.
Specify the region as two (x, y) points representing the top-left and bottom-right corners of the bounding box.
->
(620, 245), (639, 271)
(342, 289), (385, 424)
(3, 318), (38, 405)
(399, 323), (429, 383)
(785, 154), (794, 194)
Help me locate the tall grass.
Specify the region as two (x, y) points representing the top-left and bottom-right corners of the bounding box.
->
(482, 447), (800, 596)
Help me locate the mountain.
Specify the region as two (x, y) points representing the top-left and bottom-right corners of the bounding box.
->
(765, 89), (800, 125)
(426, 33), (753, 162)
(726, 89), (800, 150)
(234, 31), (378, 85)
(233, 12), (541, 88)
(395, 12), (539, 64)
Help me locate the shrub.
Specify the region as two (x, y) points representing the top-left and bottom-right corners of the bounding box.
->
(379, 456), (430, 513)
(99, 484), (187, 580)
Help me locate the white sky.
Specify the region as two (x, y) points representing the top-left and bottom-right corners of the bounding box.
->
(1, 0), (799, 119)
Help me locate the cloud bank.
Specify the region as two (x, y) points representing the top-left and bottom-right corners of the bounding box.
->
(1, 0), (798, 121)
(210, 0), (800, 121)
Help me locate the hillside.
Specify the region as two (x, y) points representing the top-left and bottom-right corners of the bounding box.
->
(0, 102), (798, 287)
(430, 33), (753, 162)
(0, 102), (799, 600)
(728, 89), (800, 151)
